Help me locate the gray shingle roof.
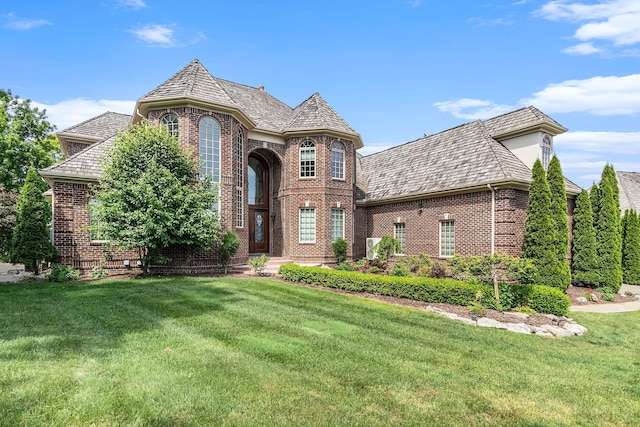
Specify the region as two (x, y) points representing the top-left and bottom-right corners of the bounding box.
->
(58, 111), (132, 141)
(286, 93), (358, 135)
(483, 106), (566, 137)
(617, 171), (640, 213)
(40, 135), (116, 181)
(358, 116), (580, 202)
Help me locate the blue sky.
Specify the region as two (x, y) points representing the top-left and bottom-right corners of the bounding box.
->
(2, 0), (639, 188)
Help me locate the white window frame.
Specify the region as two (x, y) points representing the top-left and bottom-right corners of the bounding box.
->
(235, 127), (244, 228)
(331, 141), (345, 180)
(541, 134), (552, 169)
(299, 208), (316, 243)
(161, 113), (179, 138)
(299, 140), (316, 178)
(330, 209), (345, 242)
(439, 220), (455, 258)
(394, 223), (406, 255)
(199, 116), (221, 211)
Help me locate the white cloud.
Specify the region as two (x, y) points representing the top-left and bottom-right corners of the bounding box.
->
(523, 74), (640, 115)
(536, 0), (640, 54)
(32, 98), (136, 131)
(433, 98), (515, 120)
(116, 0), (148, 10)
(562, 42), (602, 55)
(554, 131), (640, 154)
(3, 13), (52, 30)
(467, 17), (515, 26)
(130, 24), (175, 47)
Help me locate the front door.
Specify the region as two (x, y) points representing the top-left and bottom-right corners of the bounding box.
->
(248, 155), (269, 253)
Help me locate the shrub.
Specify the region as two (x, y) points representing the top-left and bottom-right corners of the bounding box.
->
(468, 301), (486, 317)
(373, 235), (400, 262)
(247, 254), (269, 276)
(331, 237), (348, 264)
(416, 265), (432, 278)
(600, 287), (615, 302)
(47, 264), (80, 282)
(430, 263), (447, 278)
(595, 164), (623, 291)
(511, 306), (537, 316)
(509, 284), (570, 315)
(89, 265), (108, 279)
(390, 263), (411, 277)
(219, 231), (240, 274)
(448, 254), (535, 285)
(572, 189), (598, 286)
(335, 262), (354, 271)
(402, 254), (432, 272)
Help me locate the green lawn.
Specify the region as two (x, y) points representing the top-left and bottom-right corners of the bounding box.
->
(0, 277), (638, 426)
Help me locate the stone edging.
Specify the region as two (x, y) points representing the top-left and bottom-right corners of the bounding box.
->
(424, 306), (587, 337)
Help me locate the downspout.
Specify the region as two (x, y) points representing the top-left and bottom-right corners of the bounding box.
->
(487, 184), (495, 255)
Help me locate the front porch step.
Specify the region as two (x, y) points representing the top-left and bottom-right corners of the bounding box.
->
(236, 256), (322, 276)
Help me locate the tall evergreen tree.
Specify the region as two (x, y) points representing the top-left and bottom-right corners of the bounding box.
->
(590, 183), (600, 225)
(571, 189), (598, 285)
(546, 156), (571, 288)
(523, 159), (567, 290)
(622, 209), (640, 285)
(9, 167), (57, 273)
(595, 164), (623, 291)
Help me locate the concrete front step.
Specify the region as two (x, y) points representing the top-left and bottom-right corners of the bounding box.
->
(235, 257), (322, 276)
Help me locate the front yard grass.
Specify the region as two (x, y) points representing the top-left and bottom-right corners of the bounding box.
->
(1, 276), (638, 426)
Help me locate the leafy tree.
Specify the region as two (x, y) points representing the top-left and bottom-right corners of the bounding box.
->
(91, 121), (221, 274)
(331, 237), (348, 264)
(9, 167), (57, 273)
(373, 235), (401, 263)
(622, 209), (640, 285)
(571, 189), (599, 285)
(523, 159), (567, 290)
(0, 185), (18, 261)
(218, 231), (240, 274)
(546, 156), (571, 288)
(595, 164), (622, 291)
(1, 89), (60, 192)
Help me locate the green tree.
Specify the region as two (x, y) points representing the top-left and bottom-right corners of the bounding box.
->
(523, 159), (567, 290)
(546, 156), (571, 288)
(595, 164), (623, 291)
(571, 189), (598, 285)
(91, 121), (221, 274)
(373, 235), (401, 263)
(0, 185), (18, 261)
(9, 168), (57, 273)
(590, 183), (600, 225)
(622, 209), (640, 285)
(218, 231), (240, 274)
(0, 89), (61, 192)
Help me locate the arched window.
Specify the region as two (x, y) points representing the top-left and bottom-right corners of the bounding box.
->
(235, 127), (244, 228)
(331, 141), (345, 180)
(161, 113), (179, 138)
(199, 116), (221, 183)
(299, 140), (316, 178)
(541, 134), (552, 169)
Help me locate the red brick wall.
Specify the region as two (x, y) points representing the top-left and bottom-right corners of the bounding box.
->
(66, 141), (91, 157)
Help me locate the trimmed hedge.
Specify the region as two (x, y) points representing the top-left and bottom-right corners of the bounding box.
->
(279, 264), (570, 316)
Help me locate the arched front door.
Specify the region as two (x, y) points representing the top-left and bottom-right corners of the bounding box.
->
(248, 154), (269, 253)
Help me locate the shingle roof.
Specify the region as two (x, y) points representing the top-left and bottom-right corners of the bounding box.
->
(617, 171), (640, 213)
(483, 106), (566, 137)
(58, 111), (132, 141)
(358, 116), (580, 202)
(286, 93), (358, 135)
(40, 135), (116, 181)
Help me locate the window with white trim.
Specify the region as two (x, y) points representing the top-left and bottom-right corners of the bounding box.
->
(331, 209), (344, 241)
(394, 223), (406, 255)
(299, 140), (316, 178)
(161, 113), (179, 138)
(541, 134), (552, 169)
(331, 141), (345, 180)
(199, 117), (221, 183)
(235, 127), (244, 228)
(299, 208), (316, 243)
(440, 220), (455, 257)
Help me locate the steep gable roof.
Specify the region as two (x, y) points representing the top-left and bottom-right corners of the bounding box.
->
(40, 135), (116, 182)
(58, 111), (132, 142)
(483, 106), (567, 139)
(286, 93), (358, 136)
(617, 171), (640, 213)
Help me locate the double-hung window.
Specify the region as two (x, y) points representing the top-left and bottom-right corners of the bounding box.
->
(394, 223), (405, 255)
(331, 142), (345, 180)
(299, 140), (316, 178)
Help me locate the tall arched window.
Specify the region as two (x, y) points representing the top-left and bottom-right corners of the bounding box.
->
(331, 141), (345, 180)
(199, 116), (221, 183)
(541, 134), (552, 169)
(235, 127), (244, 228)
(161, 113), (179, 138)
(299, 140), (316, 178)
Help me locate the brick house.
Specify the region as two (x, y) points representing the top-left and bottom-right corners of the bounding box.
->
(40, 59), (580, 274)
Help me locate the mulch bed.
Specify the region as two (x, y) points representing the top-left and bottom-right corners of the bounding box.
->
(566, 285), (637, 305)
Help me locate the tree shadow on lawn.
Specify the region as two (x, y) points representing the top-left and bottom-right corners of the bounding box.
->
(0, 277), (243, 361)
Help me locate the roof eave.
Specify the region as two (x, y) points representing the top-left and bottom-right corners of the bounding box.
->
(38, 169), (99, 184)
(283, 128), (364, 149)
(491, 121), (568, 140)
(135, 96), (257, 130)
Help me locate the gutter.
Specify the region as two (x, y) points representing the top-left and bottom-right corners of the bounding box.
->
(487, 184), (495, 255)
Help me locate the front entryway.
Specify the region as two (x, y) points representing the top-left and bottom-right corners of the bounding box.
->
(248, 154), (269, 253)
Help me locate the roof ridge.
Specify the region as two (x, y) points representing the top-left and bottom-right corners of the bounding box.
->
(478, 121), (510, 180)
(58, 111), (120, 133)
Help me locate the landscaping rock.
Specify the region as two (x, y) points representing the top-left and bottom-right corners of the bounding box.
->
(505, 323), (532, 334)
(539, 325), (575, 337)
(505, 311), (530, 319)
(576, 296), (588, 304)
(563, 323), (588, 336)
(477, 317), (507, 329)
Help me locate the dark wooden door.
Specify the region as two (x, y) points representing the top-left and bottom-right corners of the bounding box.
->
(249, 209), (269, 253)
(248, 155), (269, 253)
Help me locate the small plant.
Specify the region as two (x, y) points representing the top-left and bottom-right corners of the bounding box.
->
(468, 301), (486, 317)
(247, 254), (269, 276)
(583, 292), (596, 302)
(331, 237), (348, 264)
(390, 263), (411, 277)
(47, 264), (80, 282)
(416, 265), (432, 277)
(600, 287), (615, 302)
(335, 262), (354, 271)
(373, 235), (401, 263)
(512, 306), (537, 316)
(403, 254), (432, 272)
(219, 231), (240, 274)
(430, 263), (447, 278)
(625, 291), (635, 297)
(89, 264), (108, 279)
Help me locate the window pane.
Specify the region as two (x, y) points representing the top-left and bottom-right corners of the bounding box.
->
(331, 142), (345, 179)
(199, 117), (220, 183)
(394, 223), (405, 254)
(331, 209), (344, 241)
(299, 208), (316, 243)
(440, 221), (455, 257)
